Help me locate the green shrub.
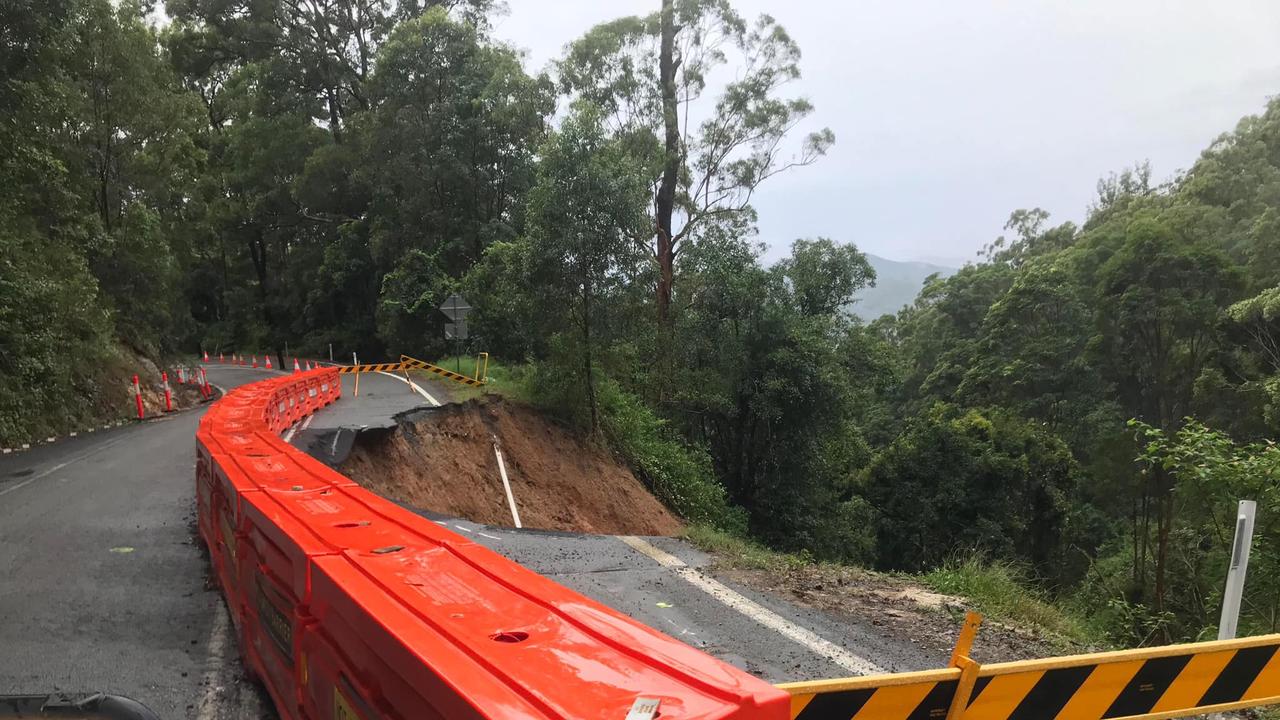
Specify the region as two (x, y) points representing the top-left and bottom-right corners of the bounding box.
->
(512, 357), (745, 532)
(596, 379), (747, 532)
(923, 554), (1101, 646)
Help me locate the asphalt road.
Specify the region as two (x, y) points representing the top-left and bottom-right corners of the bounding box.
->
(301, 372), (943, 683)
(0, 365), (277, 719)
(0, 363), (937, 720)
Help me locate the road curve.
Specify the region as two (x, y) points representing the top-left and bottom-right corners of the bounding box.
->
(0, 365), (278, 719)
(0, 363), (940, 720)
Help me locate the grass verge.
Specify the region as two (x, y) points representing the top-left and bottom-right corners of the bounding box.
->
(688, 528), (1103, 650)
(684, 524), (810, 572)
(920, 556), (1103, 648)
(414, 355), (529, 403)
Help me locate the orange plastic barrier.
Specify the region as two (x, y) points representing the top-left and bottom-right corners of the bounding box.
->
(196, 368), (788, 720)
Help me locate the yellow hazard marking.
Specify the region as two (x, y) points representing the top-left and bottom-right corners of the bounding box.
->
(338, 362), (408, 374)
(964, 671), (1042, 720)
(400, 354), (487, 386)
(1051, 659), (1144, 719)
(860, 680), (940, 718)
(1150, 650), (1234, 712)
(1246, 649), (1280, 700)
(782, 629), (1280, 720)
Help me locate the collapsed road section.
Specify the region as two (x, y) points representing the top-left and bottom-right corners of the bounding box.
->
(197, 367), (790, 719)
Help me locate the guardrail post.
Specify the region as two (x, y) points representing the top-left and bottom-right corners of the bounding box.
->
(1219, 500), (1257, 640)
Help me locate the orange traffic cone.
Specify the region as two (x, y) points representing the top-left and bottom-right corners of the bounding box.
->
(203, 350), (209, 363)
(307, 360), (314, 371)
(265, 355), (273, 370)
(293, 357), (301, 373)
(252, 355), (258, 368)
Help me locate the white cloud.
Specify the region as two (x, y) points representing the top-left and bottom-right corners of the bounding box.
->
(496, 0), (1280, 262)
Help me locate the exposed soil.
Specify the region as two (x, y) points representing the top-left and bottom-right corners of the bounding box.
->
(341, 397), (682, 536)
(714, 562), (1087, 664)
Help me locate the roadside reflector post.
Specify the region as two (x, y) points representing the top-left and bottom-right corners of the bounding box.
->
(493, 436), (522, 529)
(1219, 500), (1257, 640)
(162, 371), (172, 412)
(133, 374), (144, 419)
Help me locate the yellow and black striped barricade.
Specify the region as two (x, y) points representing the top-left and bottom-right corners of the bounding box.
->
(337, 362), (407, 374)
(781, 626), (1280, 720)
(399, 354), (487, 387)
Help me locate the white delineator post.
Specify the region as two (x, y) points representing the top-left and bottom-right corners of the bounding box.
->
(492, 437), (522, 529)
(1218, 499), (1257, 640)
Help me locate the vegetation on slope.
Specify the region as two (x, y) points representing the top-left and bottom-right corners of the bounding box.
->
(6, 0), (1280, 649)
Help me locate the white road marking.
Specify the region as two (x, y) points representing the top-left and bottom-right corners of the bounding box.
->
(478, 532), (501, 540)
(453, 524), (474, 533)
(0, 435), (131, 498)
(618, 535), (885, 676)
(374, 370), (441, 406)
(282, 413), (315, 443)
(195, 600), (230, 720)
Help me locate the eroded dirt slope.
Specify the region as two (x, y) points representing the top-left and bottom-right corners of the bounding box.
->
(341, 397), (682, 535)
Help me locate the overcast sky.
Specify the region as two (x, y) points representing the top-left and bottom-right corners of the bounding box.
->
(493, 1), (1280, 265)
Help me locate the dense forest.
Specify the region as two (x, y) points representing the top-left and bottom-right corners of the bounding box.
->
(4, 0), (1279, 646)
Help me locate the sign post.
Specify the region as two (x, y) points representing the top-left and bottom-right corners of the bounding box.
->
(1219, 499), (1257, 640)
(438, 294), (473, 374)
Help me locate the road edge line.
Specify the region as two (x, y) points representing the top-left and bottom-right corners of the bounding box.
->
(618, 535), (885, 677)
(374, 370), (441, 406)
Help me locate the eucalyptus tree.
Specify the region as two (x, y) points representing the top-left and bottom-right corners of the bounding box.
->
(559, 0), (834, 326)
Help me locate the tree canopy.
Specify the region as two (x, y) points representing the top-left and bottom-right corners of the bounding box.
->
(7, 0), (1280, 648)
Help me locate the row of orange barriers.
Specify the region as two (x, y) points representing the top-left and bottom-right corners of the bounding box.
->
(195, 368), (790, 720)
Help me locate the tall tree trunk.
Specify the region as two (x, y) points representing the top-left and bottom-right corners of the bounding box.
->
(583, 272), (598, 436)
(654, 0), (679, 326)
(248, 232), (279, 356)
(325, 86), (344, 143)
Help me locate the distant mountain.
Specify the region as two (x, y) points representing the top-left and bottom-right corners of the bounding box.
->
(850, 254), (958, 321)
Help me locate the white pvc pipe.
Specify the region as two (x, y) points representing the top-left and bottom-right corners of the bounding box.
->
(493, 439), (522, 529)
(1218, 499), (1257, 640)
